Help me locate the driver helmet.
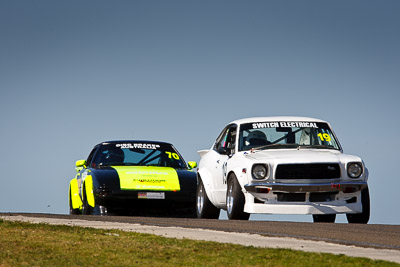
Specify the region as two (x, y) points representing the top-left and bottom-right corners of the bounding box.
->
(247, 130), (268, 146)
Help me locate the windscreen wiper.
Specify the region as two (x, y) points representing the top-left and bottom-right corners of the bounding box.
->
(255, 143), (299, 150)
(297, 145), (337, 150)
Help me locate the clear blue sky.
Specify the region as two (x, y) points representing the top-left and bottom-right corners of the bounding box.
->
(1, 1), (399, 224)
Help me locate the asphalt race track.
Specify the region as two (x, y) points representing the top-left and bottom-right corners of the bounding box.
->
(1, 213), (400, 263)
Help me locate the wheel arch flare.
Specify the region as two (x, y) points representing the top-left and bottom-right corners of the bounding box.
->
(69, 178), (83, 210)
(84, 175), (96, 208)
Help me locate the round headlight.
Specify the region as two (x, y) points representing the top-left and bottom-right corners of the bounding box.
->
(252, 164), (268, 180)
(347, 163), (363, 178)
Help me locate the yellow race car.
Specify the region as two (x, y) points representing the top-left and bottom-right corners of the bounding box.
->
(69, 140), (197, 216)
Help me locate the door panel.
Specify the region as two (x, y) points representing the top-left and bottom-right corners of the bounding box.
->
(208, 151), (228, 204)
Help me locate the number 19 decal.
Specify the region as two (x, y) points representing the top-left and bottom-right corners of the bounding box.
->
(166, 151), (180, 160)
(318, 133), (331, 142)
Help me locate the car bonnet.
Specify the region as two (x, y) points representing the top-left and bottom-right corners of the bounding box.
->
(243, 149), (344, 164)
(112, 166), (181, 191)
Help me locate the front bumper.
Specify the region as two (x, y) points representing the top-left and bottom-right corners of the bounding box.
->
(245, 181), (367, 195)
(243, 181), (367, 215)
(94, 188), (196, 209)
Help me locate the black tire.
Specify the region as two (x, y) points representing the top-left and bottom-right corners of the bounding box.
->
(196, 178), (220, 219)
(346, 186), (370, 224)
(226, 174), (250, 220)
(81, 184), (107, 215)
(81, 184), (94, 215)
(183, 208), (197, 218)
(172, 201), (197, 218)
(313, 214), (336, 223)
(69, 189), (81, 215)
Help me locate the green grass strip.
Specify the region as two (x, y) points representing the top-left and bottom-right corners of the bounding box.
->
(0, 219), (396, 266)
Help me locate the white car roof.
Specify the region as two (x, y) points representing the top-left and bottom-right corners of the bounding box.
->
(229, 116), (328, 125)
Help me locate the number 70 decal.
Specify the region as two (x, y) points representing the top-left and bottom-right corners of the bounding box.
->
(318, 133), (331, 142)
(165, 151), (180, 160)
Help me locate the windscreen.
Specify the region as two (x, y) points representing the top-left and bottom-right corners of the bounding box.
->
(92, 142), (187, 169)
(238, 121), (340, 151)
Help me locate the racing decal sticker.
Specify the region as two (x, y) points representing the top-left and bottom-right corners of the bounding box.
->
(165, 151), (180, 160)
(252, 122), (318, 129)
(115, 143), (161, 149)
(318, 133), (331, 141)
(222, 161), (228, 184)
(114, 166), (181, 191)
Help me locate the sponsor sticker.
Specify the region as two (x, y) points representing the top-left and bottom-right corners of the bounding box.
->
(252, 121), (319, 129)
(115, 143), (161, 149)
(116, 166), (181, 191)
(138, 192), (165, 199)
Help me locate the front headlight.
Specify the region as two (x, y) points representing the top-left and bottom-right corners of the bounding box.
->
(252, 164), (268, 180)
(347, 162), (363, 178)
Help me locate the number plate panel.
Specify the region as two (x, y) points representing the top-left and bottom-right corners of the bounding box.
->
(138, 192), (165, 199)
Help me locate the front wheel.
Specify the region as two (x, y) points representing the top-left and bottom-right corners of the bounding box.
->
(226, 174), (250, 220)
(82, 184), (107, 215)
(196, 178), (220, 219)
(313, 214), (336, 223)
(346, 186), (370, 224)
(82, 185), (94, 215)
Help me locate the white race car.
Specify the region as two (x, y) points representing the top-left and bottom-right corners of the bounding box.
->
(196, 117), (369, 223)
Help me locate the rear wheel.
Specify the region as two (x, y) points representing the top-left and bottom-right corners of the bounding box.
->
(196, 178), (220, 219)
(226, 174), (250, 220)
(313, 214), (336, 223)
(346, 186), (370, 224)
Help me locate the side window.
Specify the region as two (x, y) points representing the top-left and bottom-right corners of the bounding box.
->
(227, 126), (237, 153)
(214, 127), (229, 152)
(214, 125), (237, 154)
(86, 146), (98, 168)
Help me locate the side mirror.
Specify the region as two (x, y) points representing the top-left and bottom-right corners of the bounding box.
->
(188, 161), (197, 170)
(75, 159), (86, 168)
(218, 147), (230, 155)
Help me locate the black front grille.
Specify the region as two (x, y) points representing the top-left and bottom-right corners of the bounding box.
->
(275, 163), (341, 179)
(275, 192), (337, 202)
